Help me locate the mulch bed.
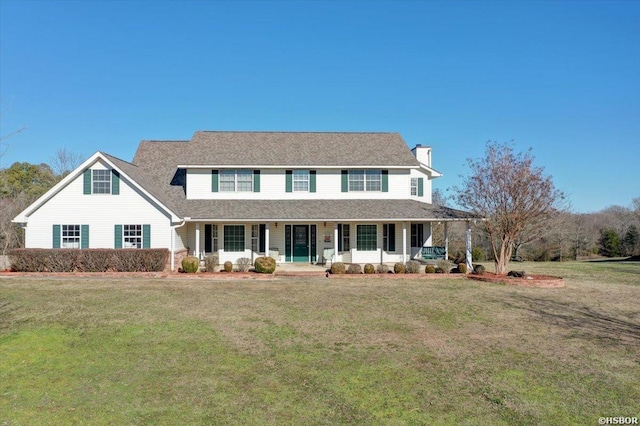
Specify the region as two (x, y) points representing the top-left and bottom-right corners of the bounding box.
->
(466, 273), (565, 288)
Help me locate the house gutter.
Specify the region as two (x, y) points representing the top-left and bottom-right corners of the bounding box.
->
(170, 219), (187, 272)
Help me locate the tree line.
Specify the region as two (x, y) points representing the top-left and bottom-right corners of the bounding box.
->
(0, 148), (83, 254)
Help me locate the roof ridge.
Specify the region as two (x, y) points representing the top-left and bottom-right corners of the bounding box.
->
(193, 130), (399, 135)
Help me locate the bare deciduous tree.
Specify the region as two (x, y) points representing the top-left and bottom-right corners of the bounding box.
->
(453, 141), (567, 274)
(49, 147), (83, 177)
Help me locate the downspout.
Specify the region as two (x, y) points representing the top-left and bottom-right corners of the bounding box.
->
(170, 219), (187, 272)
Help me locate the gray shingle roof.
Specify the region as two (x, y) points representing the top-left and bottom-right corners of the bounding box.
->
(175, 131), (420, 167)
(181, 199), (479, 221)
(103, 131), (478, 222)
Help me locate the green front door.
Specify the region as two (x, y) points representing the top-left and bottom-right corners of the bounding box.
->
(293, 225), (309, 262)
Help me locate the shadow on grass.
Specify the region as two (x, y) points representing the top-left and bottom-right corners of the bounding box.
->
(585, 255), (640, 262)
(500, 295), (640, 347)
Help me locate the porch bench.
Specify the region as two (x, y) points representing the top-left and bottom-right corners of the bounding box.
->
(421, 246), (446, 260)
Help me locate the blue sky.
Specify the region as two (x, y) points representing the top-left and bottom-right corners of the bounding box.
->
(1, 0), (638, 213)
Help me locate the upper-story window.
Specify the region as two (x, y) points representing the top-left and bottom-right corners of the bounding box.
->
(84, 168), (119, 195)
(293, 170), (309, 191)
(349, 170), (381, 192)
(93, 170), (111, 194)
(220, 169), (253, 192)
(411, 177), (424, 197)
(411, 178), (418, 196)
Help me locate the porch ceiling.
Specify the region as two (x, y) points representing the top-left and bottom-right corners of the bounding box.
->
(181, 199), (480, 222)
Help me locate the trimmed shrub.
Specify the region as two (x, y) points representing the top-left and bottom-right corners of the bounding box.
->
(473, 264), (486, 275)
(405, 260), (421, 274)
(472, 247), (485, 262)
(254, 256), (276, 274)
(394, 263), (405, 274)
(331, 262), (346, 274)
(236, 257), (252, 272)
(182, 256), (199, 273)
(425, 264), (436, 274)
(436, 259), (453, 274)
(458, 263), (468, 274)
(223, 261), (233, 272)
(376, 264), (390, 274)
(363, 264), (375, 274)
(204, 254), (219, 272)
(8, 248), (168, 272)
(346, 264), (362, 274)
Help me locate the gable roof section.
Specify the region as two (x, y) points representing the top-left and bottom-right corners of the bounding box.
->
(13, 151), (181, 223)
(168, 131), (421, 168)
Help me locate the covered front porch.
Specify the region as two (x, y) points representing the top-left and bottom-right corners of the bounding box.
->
(170, 199), (479, 271)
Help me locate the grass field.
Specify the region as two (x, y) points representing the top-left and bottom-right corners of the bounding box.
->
(1, 261), (639, 425)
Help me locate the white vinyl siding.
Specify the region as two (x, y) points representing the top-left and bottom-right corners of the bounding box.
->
(23, 159), (171, 250)
(186, 169), (422, 200)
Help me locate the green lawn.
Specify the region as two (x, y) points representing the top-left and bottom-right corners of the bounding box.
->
(1, 261), (639, 425)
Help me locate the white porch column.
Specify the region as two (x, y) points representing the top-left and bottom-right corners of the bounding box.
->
(444, 222), (449, 260)
(402, 222), (407, 262)
(195, 223), (200, 258)
(170, 226), (175, 271)
(466, 221), (473, 273)
(265, 223), (270, 259)
(334, 223), (339, 261)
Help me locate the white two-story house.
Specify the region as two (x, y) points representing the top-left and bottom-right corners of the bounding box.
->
(13, 131), (478, 271)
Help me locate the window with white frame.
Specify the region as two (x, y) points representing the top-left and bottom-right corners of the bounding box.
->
(211, 224), (219, 252)
(123, 225), (142, 248)
(220, 170), (252, 192)
(62, 225), (81, 248)
(338, 223), (350, 252)
(224, 225), (245, 252)
(92, 170), (111, 194)
(357, 225), (377, 251)
(411, 178), (418, 196)
(293, 170), (309, 191)
(251, 224), (259, 252)
(349, 170), (381, 191)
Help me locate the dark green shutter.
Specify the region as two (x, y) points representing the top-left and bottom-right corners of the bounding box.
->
(53, 225), (61, 248)
(310, 170), (316, 193)
(388, 224), (396, 252)
(143, 225), (151, 248)
(114, 225), (122, 249)
(382, 170), (388, 192)
(111, 170), (120, 195)
(418, 178), (424, 197)
(83, 170), (91, 194)
(341, 170), (348, 192)
(285, 170), (292, 192)
(211, 170), (219, 192)
(337, 224), (343, 252)
(81, 225), (89, 249)
(253, 170), (260, 192)
(205, 224), (212, 253)
(259, 224), (266, 253)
